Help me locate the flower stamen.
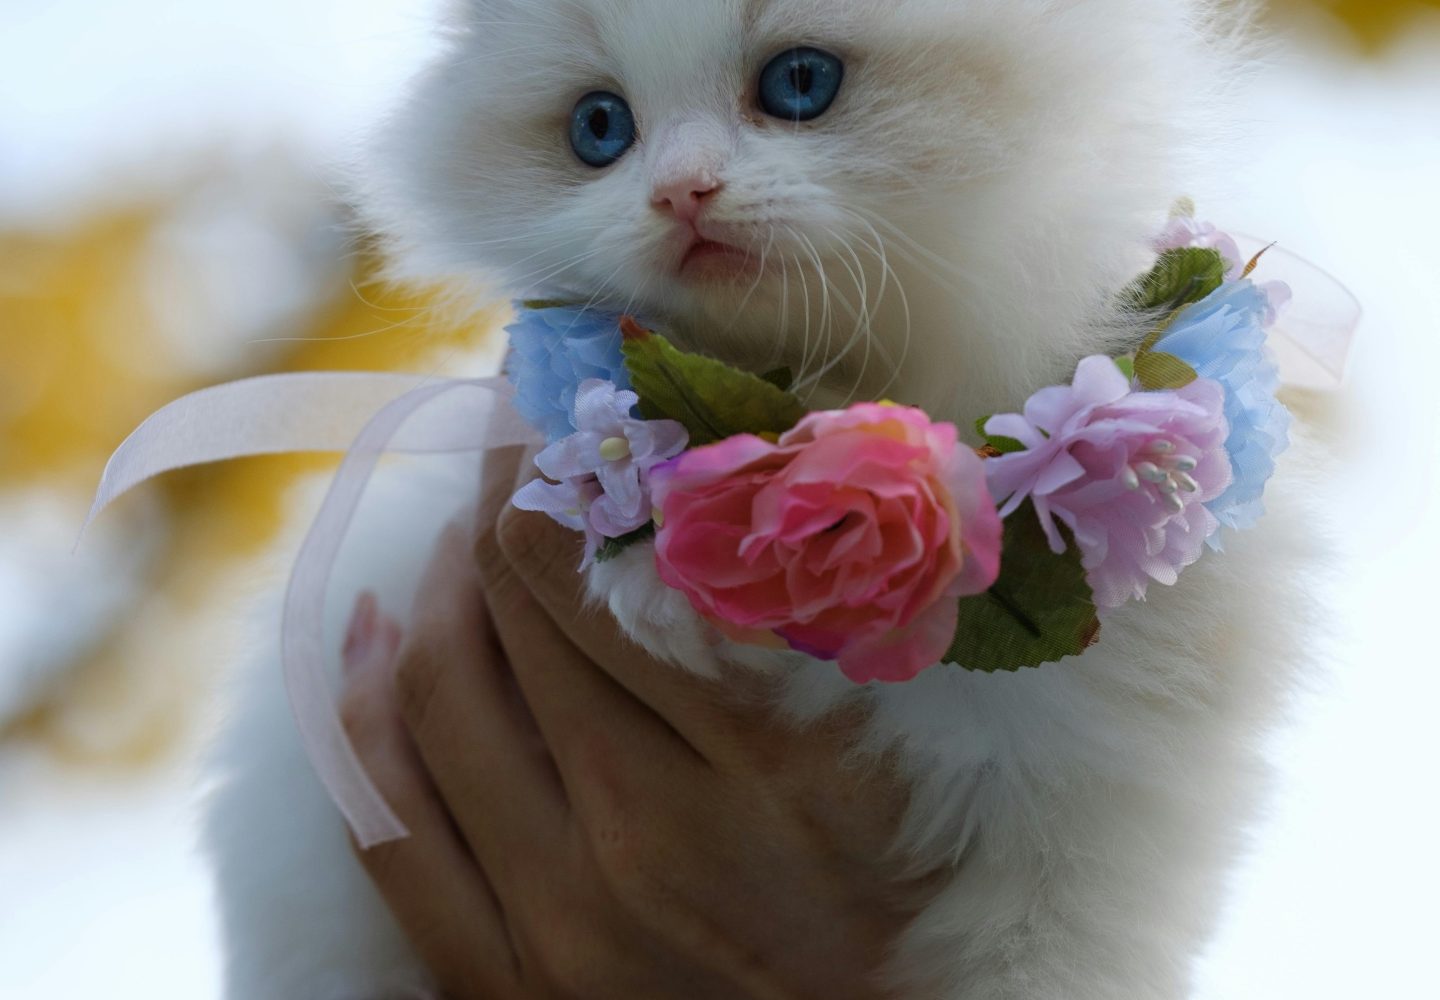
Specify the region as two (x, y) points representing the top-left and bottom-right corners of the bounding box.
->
(1128, 448), (1202, 509)
(599, 436), (631, 462)
(1136, 462), (1167, 483)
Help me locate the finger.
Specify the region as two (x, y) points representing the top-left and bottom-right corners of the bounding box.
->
(398, 523), (571, 896)
(476, 444), (528, 541)
(474, 513), (708, 823)
(339, 593), (521, 996)
(493, 502), (745, 752)
(341, 590), (380, 679)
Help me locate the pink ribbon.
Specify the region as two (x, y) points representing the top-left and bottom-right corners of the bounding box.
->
(83, 373), (541, 848)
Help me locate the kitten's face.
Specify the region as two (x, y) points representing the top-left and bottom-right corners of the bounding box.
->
(373, 0), (1210, 407)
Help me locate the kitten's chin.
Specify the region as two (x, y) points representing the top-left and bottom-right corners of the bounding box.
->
(678, 240), (760, 281)
(624, 269), (780, 330)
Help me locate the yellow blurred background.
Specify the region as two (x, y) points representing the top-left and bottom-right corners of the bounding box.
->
(1273, 0), (1440, 48)
(2, 1), (1437, 998)
(1, 190), (487, 769)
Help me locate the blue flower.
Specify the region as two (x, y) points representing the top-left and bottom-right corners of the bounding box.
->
(1154, 280), (1292, 545)
(506, 305), (634, 443)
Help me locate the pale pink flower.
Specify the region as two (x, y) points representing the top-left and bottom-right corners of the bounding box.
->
(1153, 214), (1244, 278)
(513, 380), (687, 567)
(650, 404), (1003, 683)
(984, 357), (1232, 609)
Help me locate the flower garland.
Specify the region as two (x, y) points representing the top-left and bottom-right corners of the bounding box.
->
(80, 207), (1356, 845)
(507, 213), (1294, 683)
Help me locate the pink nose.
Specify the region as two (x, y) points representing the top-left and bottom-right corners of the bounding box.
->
(652, 174), (721, 224)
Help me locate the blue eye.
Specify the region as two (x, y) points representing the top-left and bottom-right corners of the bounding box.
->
(758, 47), (844, 122)
(570, 91), (637, 168)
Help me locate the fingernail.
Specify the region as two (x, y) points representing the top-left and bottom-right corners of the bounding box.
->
(343, 592), (378, 670)
(374, 617), (404, 670)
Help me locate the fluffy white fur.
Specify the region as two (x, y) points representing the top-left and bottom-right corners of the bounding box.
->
(207, 1), (1311, 996)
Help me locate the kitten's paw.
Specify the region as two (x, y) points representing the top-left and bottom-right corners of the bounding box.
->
(584, 543), (727, 678)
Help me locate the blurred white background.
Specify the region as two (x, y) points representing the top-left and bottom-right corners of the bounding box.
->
(2, 2), (1438, 998)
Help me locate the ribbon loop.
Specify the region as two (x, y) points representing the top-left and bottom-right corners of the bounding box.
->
(280, 376), (540, 847)
(1236, 235), (1362, 391)
(85, 372), (542, 848)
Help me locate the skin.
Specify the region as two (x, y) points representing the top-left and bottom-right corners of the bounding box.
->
(338, 446), (936, 1000)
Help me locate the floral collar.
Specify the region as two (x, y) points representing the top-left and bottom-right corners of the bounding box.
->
(82, 208), (1357, 848)
(505, 212), (1298, 682)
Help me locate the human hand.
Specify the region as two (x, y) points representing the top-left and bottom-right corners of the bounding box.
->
(339, 447), (933, 999)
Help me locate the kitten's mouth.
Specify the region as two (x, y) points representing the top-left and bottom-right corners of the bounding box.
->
(678, 237), (757, 280)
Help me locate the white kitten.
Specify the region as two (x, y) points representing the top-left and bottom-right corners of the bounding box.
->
(207, 1), (1311, 997)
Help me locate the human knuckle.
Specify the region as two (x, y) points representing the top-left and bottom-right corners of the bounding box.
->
(392, 641), (442, 732)
(590, 817), (643, 885)
(497, 503), (582, 579)
(476, 532), (529, 611)
(568, 730), (638, 815)
(587, 813), (676, 915)
(496, 498), (545, 550)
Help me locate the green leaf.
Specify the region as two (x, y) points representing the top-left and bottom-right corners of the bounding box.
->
(621, 326), (809, 445)
(1133, 351), (1199, 391)
(760, 367), (796, 391)
(1123, 247), (1226, 314)
(944, 502), (1101, 672)
(1123, 250), (1209, 391)
(1114, 355), (1136, 382)
(594, 524), (656, 563)
(519, 298), (575, 311)
(973, 416), (1027, 455)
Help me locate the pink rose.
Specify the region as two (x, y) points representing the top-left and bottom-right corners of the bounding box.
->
(649, 404), (1003, 683)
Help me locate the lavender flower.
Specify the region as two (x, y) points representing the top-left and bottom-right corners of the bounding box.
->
(984, 356), (1232, 610)
(505, 305), (633, 443)
(1153, 214), (1244, 279)
(513, 380), (688, 568)
(1153, 279), (1292, 544)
